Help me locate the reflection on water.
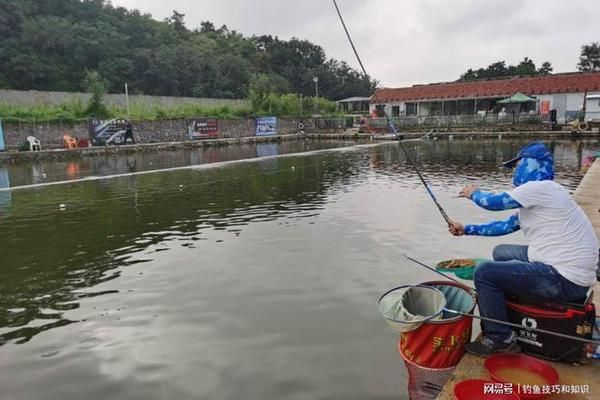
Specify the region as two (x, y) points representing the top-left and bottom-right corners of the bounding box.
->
(0, 138), (598, 400)
(3, 139), (361, 188)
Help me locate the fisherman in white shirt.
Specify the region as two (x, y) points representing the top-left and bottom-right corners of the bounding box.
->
(448, 142), (598, 357)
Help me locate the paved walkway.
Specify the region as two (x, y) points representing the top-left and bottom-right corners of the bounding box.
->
(436, 159), (600, 400)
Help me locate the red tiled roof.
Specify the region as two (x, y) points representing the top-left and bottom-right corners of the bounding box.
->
(371, 72), (600, 103)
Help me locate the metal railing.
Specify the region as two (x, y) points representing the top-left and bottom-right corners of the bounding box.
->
(367, 113), (543, 130)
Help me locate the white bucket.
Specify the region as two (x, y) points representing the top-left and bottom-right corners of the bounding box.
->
(378, 285), (447, 333)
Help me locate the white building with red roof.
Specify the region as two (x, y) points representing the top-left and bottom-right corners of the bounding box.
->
(369, 72), (600, 123)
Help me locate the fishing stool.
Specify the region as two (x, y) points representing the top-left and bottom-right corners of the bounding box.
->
(504, 291), (596, 363)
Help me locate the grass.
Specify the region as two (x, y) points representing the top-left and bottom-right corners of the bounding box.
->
(0, 95), (343, 123)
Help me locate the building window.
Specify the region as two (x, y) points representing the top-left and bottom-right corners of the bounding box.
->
(392, 106), (400, 117)
(406, 103), (417, 115)
(430, 102), (443, 115)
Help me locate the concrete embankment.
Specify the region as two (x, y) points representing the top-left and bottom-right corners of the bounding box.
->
(0, 133), (307, 162)
(1, 130), (599, 163)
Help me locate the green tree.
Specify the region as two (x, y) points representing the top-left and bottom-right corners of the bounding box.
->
(538, 61), (553, 75)
(577, 42), (600, 72)
(459, 58), (551, 81)
(0, 0), (375, 100)
(511, 57), (537, 76)
(83, 70), (109, 118)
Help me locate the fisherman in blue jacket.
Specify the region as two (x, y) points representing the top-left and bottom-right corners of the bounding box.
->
(449, 142), (598, 357)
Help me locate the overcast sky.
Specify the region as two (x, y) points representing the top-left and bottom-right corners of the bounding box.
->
(112, 0), (599, 88)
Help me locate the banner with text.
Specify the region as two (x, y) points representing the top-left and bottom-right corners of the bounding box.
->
(188, 118), (219, 139)
(255, 117), (278, 136)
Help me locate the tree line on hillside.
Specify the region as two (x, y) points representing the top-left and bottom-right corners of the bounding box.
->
(459, 43), (600, 81)
(0, 0), (376, 100)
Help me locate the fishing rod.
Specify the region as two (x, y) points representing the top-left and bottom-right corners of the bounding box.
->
(403, 254), (600, 346)
(332, 0), (452, 227)
(335, 0), (599, 346)
(448, 308), (600, 346)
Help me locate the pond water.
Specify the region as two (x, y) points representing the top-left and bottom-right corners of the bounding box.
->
(0, 138), (598, 400)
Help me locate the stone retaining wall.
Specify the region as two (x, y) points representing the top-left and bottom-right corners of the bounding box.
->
(0, 118), (319, 150)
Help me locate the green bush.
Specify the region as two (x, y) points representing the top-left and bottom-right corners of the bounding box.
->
(0, 91), (341, 123)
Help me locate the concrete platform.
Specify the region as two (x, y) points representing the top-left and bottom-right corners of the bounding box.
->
(436, 159), (600, 400)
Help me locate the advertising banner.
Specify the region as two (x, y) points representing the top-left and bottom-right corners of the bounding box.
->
(188, 118), (219, 139)
(88, 118), (130, 146)
(0, 167), (11, 209)
(255, 117), (277, 136)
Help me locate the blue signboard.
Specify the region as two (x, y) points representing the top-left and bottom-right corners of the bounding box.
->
(0, 118), (5, 151)
(255, 117), (278, 136)
(0, 167), (11, 209)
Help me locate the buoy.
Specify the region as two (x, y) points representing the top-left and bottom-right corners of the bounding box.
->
(59, 204), (66, 210)
(579, 122), (588, 131)
(298, 122), (305, 131)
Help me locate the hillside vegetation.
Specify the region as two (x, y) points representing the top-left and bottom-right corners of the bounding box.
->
(0, 0), (376, 102)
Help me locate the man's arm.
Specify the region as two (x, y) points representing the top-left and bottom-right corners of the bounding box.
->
(464, 213), (521, 236)
(459, 184), (522, 211)
(470, 191), (522, 211)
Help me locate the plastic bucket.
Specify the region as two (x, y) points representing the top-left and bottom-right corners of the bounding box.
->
(399, 281), (476, 368)
(378, 285), (446, 333)
(485, 354), (559, 400)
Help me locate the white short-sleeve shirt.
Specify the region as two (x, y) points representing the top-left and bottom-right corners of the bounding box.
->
(508, 180), (598, 287)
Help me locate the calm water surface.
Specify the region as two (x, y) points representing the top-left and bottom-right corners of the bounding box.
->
(0, 139), (598, 400)
(1, 140), (363, 188)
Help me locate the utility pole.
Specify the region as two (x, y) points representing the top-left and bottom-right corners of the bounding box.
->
(125, 83), (130, 119)
(313, 76), (319, 115)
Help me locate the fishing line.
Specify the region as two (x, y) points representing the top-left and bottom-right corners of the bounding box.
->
(403, 254), (600, 346)
(332, 0), (452, 227)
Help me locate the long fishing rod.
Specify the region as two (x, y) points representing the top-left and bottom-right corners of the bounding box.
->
(449, 308), (600, 346)
(403, 254), (600, 346)
(332, 0), (451, 227)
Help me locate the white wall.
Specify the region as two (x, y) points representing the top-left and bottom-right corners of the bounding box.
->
(369, 102), (406, 116)
(586, 92), (600, 121)
(566, 93), (585, 111)
(371, 91), (591, 120)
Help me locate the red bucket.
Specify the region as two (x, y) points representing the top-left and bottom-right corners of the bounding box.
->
(485, 354), (559, 400)
(399, 281), (476, 368)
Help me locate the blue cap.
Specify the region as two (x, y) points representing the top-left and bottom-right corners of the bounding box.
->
(502, 142), (553, 168)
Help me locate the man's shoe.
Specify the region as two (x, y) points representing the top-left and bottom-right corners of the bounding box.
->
(465, 336), (521, 358)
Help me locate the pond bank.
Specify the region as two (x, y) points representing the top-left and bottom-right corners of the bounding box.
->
(1, 130), (599, 163)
